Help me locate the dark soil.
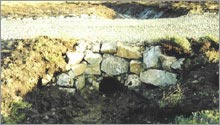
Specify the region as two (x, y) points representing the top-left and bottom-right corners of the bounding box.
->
(9, 62), (217, 124)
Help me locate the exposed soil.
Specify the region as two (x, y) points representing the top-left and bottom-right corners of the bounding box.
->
(1, 36), (219, 124)
(4, 62), (217, 124)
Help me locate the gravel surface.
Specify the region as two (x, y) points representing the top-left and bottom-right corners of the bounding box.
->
(1, 13), (218, 43)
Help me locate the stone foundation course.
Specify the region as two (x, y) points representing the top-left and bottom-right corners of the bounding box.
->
(55, 41), (185, 94)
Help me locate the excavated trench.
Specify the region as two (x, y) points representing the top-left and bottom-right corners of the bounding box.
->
(1, 36), (219, 124)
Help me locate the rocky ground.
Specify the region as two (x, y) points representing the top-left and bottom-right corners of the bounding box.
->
(1, 1), (219, 124)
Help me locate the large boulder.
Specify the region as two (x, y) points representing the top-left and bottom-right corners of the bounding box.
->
(116, 42), (141, 59)
(143, 46), (162, 69)
(56, 73), (74, 87)
(101, 42), (117, 54)
(66, 52), (84, 65)
(140, 69), (177, 87)
(130, 60), (143, 74)
(101, 54), (129, 75)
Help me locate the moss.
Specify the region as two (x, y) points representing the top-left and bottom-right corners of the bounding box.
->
(174, 109), (219, 124)
(199, 35), (219, 46)
(155, 36), (191, 56)
(205, 50), (219, 63)
(3, 101), (31, 124)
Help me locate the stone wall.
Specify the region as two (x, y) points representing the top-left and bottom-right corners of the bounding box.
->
(53, 40), (185, 94)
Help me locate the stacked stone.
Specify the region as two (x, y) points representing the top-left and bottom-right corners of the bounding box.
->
(55, 40), (185, 93)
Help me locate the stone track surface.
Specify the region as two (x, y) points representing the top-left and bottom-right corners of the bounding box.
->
(1, 14), (218, 43)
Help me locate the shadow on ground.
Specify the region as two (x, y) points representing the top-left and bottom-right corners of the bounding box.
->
(2, 62), (218, 124)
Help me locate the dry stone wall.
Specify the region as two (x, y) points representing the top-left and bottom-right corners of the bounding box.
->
(55, 40), (185, 94)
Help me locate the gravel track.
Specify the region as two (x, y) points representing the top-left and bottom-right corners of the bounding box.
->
(1, 13), (219, 43)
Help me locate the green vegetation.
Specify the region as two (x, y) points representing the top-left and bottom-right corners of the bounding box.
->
(199, 35), (219, 44)
(174, 109), (219, 124)
(1, 36), (77, 120)
(159, 84), (184, 108)
(155, 35), (192, 55)
(205, 50), (219, 63)
(3, 101), (31, 124)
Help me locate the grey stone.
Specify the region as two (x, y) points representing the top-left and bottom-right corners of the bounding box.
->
(85, 64), (101, 75)
(125, 74), (141, 89)
(56, 73), (74, 87)
(171, 58), (185, 70)
(101, 55), (129, 75)
(66, 52), (84, 65)
(143, 46), (162, 68)
(160, 55), (177, 71)
(101, 42), (117, 54)
(140, 69), (177, 87)
(75, 75), (85, 90)
(84, 51), (102, 65)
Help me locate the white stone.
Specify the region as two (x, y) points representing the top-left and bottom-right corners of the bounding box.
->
(125, 74), (141, 89)
(66, 52), (84, 65)
(101, 42), (117, 54)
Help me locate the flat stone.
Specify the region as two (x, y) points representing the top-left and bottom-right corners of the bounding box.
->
(56, 73), (74, 87)
(66, 52), (84, 65)
(101, 54), (129, 75)
(125, 74), (141, 89)
(160, 55), (177, 71)
(75, 75), (85, 90)
(116, 42), (142, 59)
(70, 63), (87, 77)
(140, 69), (177, 87)
(130, 60), (143, 74)
(143, 46), (162, 69)
(101, 42), (117, 54)
(85, 64), (101, 75)
(84, 51), (102, 65)
(171, 58), (185, 70)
